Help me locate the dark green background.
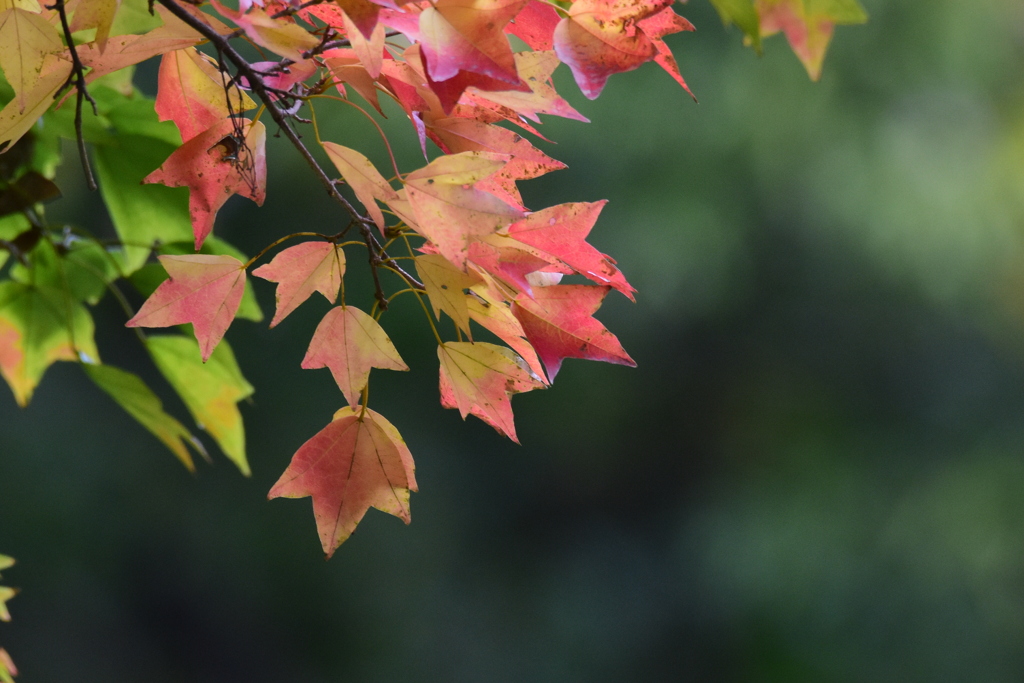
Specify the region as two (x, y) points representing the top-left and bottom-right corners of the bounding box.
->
(5, 0), (1024, 679)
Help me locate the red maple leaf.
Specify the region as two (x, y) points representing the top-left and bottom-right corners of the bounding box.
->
(252, 241), (345, 328)
(268, 407), (417, 557)
(512, 284), (635, 380)
(126, 254), (247, 362)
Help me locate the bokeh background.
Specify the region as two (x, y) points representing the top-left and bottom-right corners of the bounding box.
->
(5, 0), (1024, 680)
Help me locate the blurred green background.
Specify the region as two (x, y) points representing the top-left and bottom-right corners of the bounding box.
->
(5, 0), (1024, 680)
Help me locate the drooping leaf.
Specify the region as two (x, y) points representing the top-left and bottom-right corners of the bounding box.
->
(0, 648), (15, 683)
(253, 241), (345, 328)
(0, 584), (12, 622)
(69, 0), (121, 52)
(146, 334), (253, 475)
(415, 252), (482, 337)
(268, 406), (417, 557)
(511, 284), (635, 380)
(506, 0), (560, 50)
(0, 7), (64, 113)
(755, 0), (867, 80)
(125, 253), (246, 362)
(426, 116), (565, 209)
(322, 142), (398, 232)
(0, 53), (71, 154)
(461, 50), (588, 124)
(438, 340), (544, 442)
(709, 0), (761, 51)
(83, 362), (204, 471)
(9, 238), (122, 306)
(465, 284), (546, 380)
(418, 0), (527, 85)
(301, 305), (408, 407)
(155, 47), (255, 142)
(553, 0), (692, 99)
(212, 2), (319, 61)
(466, 236), (553, 295)
(143, 118), (267, 249)
(0, 280), (99, 406)
(508, 200), (635, 299)
(404, 151), (522, 269)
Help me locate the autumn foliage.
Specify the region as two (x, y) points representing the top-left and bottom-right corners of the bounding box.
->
(0, 0), (866, 667)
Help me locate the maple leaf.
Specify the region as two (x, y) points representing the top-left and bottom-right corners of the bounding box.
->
(156, 47), (256, 142)
(323, 49), (384, 112)
(143, 118), (267, 249)
(404, 151), (523, 270)
(426, 117), (566, 209)
(301, 305), (408, 407)
(0, 648), (15, 683)
(415, 252), (483, 337)
(268, 406), (417, 557)
(553, 0), (691, 99)
(77, 5), (208, 82)
(0, 53), (71, 153)
(638, 6), (696, 99)
(511, 284), (635, 380)
(83, 362), (204, 471)
(465, 283), (546, 379)
(438, 341), (544, 442)
(508, 201), (636, 299)
(506, 0), (560, 50)
(126, 254), (247, 362)
(147, 335), (254, 474)
(756, 0), (867, 80)
(69, 0), (120, 52)
(466, 237), (555, 296)
(212, 1), (319, 61)
(0, 281), (99, 406)
(461, 50), (589, 124)
(0, 7), (64, 113)
(418, 0), (527, 85)
(322, 141), (398, 232)
(252, 241), (345, 328)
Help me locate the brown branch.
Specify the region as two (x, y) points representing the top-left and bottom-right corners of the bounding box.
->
(155, 0), (424, 294)
(51, 0), (97, 191)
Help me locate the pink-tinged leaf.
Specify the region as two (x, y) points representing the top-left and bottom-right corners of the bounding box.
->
(69, 0), (119, 52)
(426, 117), (566, 209)
(553, 0), (673, 99)
(78, 5), (213, 82)
(156, 47), (256, 143)
(126, 254), (246, 362)
(756, 0), (867, 81)
(212, 1), (319, 61)
(306, 0), (381, 38)
(467, 238), (552, 296)
(342, 6), (385, 77)
(252, 241), (345, 328)
(638, 6), (696, 98)
(268, 406), (417, 557)
(247, 58), (318, 95)
(463, 50), (589, 124)
(301, 305), (408, 407)
(418, 0), (527, 84)
(324, 50), (384, 112)
(322, 141), (398, 231)
(506, 0), (559, 50)
(466, 284), (546, 380)
(424, 59), (531, 115)
(415, 253), (482, 337)
(143, 118), (267, 250)
(0, 7), (64, 113)
(438, 341), (543, 442)
(404, 151), (523, 269)
(512, 284), (635, 380)
(508, 201), (635, 299)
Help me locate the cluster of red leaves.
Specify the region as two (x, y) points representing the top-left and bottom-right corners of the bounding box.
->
(0, 0), (864, 557)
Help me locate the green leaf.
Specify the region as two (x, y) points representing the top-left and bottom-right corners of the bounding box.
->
(710, 0), (761, 51)
(83, 362), (205, 471)
(0, 585), (13, 622)
(0, 281), (99, 406)
(94, 134), (193, 274)
(146, 335), (254, 475)
(11, 238), (123, 306)
(0, 555), (12, 572)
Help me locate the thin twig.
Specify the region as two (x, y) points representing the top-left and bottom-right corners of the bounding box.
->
(51, 0), (98, 191)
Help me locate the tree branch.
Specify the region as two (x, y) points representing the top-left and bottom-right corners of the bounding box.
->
(155, 0), (424, 294)
(51, 0), (98, 191)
